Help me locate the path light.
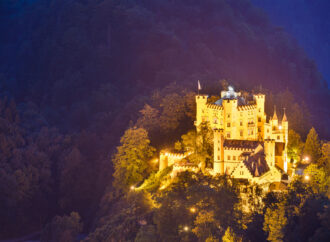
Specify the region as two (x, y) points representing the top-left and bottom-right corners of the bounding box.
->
(279, 125), (282, 130)
(183, 226), (189, 232)
(190, 207), (196, 213)
(130, 185), (135, 190)
(304, 175), (310, 181)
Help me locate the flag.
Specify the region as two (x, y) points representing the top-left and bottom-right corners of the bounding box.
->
(198, 80), (201, 90)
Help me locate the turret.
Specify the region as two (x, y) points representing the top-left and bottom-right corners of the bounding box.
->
(214, 129), (224, 174)
(271, 106), (278, 128)
(282, 108), (288, 173)
(254, 94), (266, 138)
(281, 108), (288, 132)
(264, 139), (275, 167)
(195, 95), (208, 128)
(159, 152), (168, 170)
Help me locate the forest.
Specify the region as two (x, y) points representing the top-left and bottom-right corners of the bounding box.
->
(0, 0), (329, 241)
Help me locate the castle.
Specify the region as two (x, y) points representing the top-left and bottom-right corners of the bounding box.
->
(159, 86), (288, 188)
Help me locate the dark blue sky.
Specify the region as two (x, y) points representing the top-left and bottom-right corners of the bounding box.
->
(252, 0), (330, 86)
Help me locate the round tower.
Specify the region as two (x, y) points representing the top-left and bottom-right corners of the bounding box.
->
(213, 129), (224, 174)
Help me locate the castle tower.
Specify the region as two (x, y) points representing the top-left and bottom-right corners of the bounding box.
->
(159, 152), (168, 170)
(195, 95), (208, 128)
(264, 139), (275, 167)
(282, 109), (288, 173)
(271, 106), (278, 128)
(253, 94), (266, 140)
(214, 129), (224, 174)
(222, 98), (238, 139)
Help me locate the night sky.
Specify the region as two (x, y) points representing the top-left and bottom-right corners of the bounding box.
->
(253, 0), (330, 86)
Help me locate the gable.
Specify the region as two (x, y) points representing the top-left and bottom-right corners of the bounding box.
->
(231, 161), (253, 179)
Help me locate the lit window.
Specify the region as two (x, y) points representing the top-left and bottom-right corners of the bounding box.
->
(233, 156), (236, 160)
(277, 135), (280, 140)
(227, 123), (231, 127)
(218, 156), (220, 160)
(258, 127), (261, 132)
(258, 117), (261, 122)
(227, 156), (231, 160)
(240, 130), (243, 136)
(240, 121), (243, 126)
(218, 147), (220, 151)
(227, 133), (230, 138)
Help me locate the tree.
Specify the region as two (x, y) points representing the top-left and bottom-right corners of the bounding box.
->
(178, 123), (213, 170)
(135, 225), (157, 242)
(192, 210), (220, 241)
(113, 128), (155, 194)
(318, 142), (330, 173)
(222, 227), (242, 242)
(287, 129), (304, 163)
(263, 204), (287, 242)
(304, 164), (329, 195)
(41, 212), (83, 242)
(304, 127), (322, 162)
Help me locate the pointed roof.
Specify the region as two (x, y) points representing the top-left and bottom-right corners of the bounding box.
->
(282, 108), (287, 122)
(243, 151), (270, 177)
(272, 106), (278, 120)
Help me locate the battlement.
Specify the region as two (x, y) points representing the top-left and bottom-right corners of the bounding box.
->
(206, 103), (224, 110)
(237, 104), (257, 111)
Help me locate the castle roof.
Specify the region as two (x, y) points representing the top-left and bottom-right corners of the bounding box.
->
(243, 151), (269, 177)
(223, 139), (262, 150)
(282, 109), (287, 122)
(273, 106), (278, 120)
(214, 96), (248, 106)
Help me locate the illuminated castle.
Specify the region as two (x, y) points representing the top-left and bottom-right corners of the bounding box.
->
(160, 86), (288, 186)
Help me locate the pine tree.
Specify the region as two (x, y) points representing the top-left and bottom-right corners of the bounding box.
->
(303, 127), (322, 162)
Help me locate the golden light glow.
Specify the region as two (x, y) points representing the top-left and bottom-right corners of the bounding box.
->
(190, 207), (196, 213)
(130, 185), (135, 190)
(279, 125), (282, 130)
(183, 226), (189, 232)
(304, 175), (310, 181)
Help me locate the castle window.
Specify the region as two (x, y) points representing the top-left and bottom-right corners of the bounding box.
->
(240, 121), (243, 126)
(258, 117), (261, 122)
(233, 156), (236, 160)
(218, 156), (220, 160)
(258, 108), (261, 112)
(277, 135), (280, 140)
(227, 123), (231, 127)
(218, 147), (220, 151)
(214, 118), (218, 124)
(227, 114), (230, 118)
(240, 130), (243, 136)
(227, 133), (231, 138)
(267, 129), (269, 133)
(258, 127), (261, 132)
(227, 155), (231, 160)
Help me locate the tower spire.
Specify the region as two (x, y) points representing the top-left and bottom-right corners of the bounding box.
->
(272, 105), (278, 120)
(282, 108), (287, 122)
